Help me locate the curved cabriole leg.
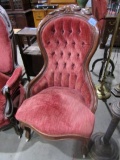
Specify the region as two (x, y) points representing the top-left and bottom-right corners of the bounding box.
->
(81, 139), (89, 158)
(25, 127), (31, 142)
(10, 117), (23, 138)
(19, 123), (31, 141)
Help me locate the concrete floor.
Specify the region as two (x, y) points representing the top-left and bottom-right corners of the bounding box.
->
(0, 44), (120, 160)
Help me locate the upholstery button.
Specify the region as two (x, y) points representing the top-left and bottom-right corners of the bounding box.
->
(64, 62), (66, 68)
(71, 63), (75, 69)
(77, 53), (79, 58)
(47, 41), (50, 45)
(68, 52), (71, 58)
(69, 29), (72, 34)
(82, 41), (85, 46)
(78, 30), (80, 34)
(60, 51), (63, 57)
(56, 40), (59, 44)
(72, 41), (75, 45)
(51, 26), (55, 33)
(55, 62), (58, 69)
(65, 41), (67, 47)
(51, 52), (55, 57)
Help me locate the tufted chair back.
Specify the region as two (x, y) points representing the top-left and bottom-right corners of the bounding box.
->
(0, 5), (17, 75)
(27, 5), (100, 109)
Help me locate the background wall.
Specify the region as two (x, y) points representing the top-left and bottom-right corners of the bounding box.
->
(86, 0), (91, 7)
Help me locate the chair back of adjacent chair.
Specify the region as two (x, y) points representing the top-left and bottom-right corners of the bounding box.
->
(28, 5), (100, 110)
(0, 5), (17, 75)
(91, 0), (108, 34)
(0, 6), (25, 136)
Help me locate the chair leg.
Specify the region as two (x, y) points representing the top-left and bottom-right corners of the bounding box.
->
(13, 124), (23, 139)
(10, 117), (23, 138)
(25, 127), (31, 141)
(81, 139), (89, 158)
(19, 123), (31, 141)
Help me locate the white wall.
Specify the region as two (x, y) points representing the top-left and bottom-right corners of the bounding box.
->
(86, 0), (91, 7)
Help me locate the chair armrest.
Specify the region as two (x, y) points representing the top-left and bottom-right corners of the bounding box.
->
(6, 67), (22, 89)
(2, 67), (22, 118)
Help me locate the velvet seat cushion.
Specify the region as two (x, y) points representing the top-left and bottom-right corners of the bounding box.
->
(0, 72), (9, 128)
(16, 87), (95, 138)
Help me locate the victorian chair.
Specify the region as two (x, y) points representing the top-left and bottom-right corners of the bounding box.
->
(0, 6), (25, 137)
(15, 5), (100, 157)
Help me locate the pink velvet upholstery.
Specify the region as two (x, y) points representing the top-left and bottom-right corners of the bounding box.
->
(0, 16), (14, 74)
(16, 5), (99, 146)
(92, 0), (107, 20)
(0, 72), (9, 128)
(30, 17), (95, 108)
(16, 86), (95, 138)
(92, 0), (108, 32)
(0, 6), (25, 135)
(0, 69), (25, 128)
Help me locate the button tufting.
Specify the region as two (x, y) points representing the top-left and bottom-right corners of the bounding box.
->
(68, 52), (71, 58)
(51, 52), (55, 57)
(55, 62), (58, 69)
(77, 53), (79, 58)
(64, 62), (66, 68)
(65, 41), (67, 47)
(51, 26), (55, 33)
(72, 41), (75, 45)
(78, 29), (80, 34)
(71, 63), (75, 69)
(60, 51), (63, 57)
(69, 29), (72, 34)
(56, 40), (59, 44)
(75, 74), (77, 78)
(65, 41), (67, 44)
(82, 41), (85, 46)
(47, 41), (50, 45)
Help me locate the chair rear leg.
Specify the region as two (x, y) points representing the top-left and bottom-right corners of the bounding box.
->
(25, 127), (31, 141)
(81, 139), (89, 158)
(19, 123), (31, 141)
(10, 117), (23, 138)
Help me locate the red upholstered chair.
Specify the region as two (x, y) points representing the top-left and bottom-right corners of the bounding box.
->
(91, 0), (108, 34)
(15, 5), (100, 156)
(0, 6), (25, 137)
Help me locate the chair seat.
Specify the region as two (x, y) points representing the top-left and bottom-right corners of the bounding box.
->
(0, 72), (9, 128)
(16, 87), (95, 138)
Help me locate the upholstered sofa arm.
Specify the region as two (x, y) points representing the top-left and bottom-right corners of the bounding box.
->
(6, 67), (22, 89)
(2, 67), (22, 118)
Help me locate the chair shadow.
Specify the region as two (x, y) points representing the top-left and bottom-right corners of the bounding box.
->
(21, 131), (91, 159)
